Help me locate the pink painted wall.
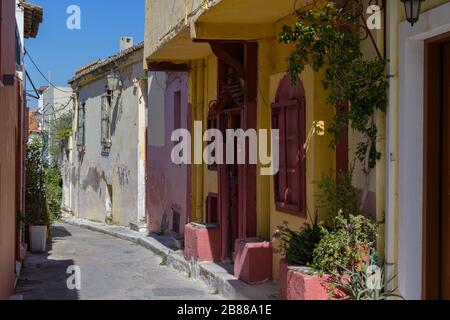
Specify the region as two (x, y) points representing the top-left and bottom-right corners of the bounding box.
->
(147, 72), (190, 235)
(0, 0), (19, 300)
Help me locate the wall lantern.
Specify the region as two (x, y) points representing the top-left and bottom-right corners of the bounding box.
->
(106, 71), (121, 91)
(401, 0), (425, 26)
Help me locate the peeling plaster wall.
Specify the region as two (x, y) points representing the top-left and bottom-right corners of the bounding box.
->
(70, 59), (145, 227)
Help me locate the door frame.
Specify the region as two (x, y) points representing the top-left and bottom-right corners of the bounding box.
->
(423, 32), (450, 299)
(208, 41), (258, 261)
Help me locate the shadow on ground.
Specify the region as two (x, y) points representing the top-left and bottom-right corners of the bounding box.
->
(15, 225), (80, 300)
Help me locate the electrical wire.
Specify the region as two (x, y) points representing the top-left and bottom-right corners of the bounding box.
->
(24, 48), (73, 93)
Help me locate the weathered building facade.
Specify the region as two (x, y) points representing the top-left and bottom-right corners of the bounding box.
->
(67, 43), (147, 228)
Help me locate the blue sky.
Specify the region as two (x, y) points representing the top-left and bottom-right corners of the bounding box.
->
(25, 0), (145, 108)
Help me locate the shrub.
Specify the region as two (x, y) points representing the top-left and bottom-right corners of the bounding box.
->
(25, 138), (62, 228)
(311, 212), (378, 276)
(25, 138), (48, 226)
(48, 112), (73, 166)
(44, 166), (63, 225)
(274, 215), (323, 266)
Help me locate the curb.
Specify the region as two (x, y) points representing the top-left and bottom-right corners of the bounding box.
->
(62, 217), (276, 300)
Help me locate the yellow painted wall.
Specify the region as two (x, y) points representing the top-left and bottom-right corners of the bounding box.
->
(267, 15), (336, 279)
(188, 55), (219, 223)
(187, 12), (338, 279)
(203, 55), (219, 207)
(177, 1), (427, 281)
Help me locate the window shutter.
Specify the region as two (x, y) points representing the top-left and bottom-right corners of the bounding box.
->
(285, 101), (301, 208)
(101, 95), (111, 148)
(271, 76), (306, 216)
(77, 103), (85, 147)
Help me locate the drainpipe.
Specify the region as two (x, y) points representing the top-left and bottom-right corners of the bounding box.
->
(194, 59), (205, 222)
(71, 91), (79, 216)
(385, 0), (399, 292)
(190, 60), (199, 222)
(73, 92), (78, 135)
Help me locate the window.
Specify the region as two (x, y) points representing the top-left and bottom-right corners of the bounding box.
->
(271, 77), (306, 216)
(101, 94), (112, 151)
(77, 103), (86, 149)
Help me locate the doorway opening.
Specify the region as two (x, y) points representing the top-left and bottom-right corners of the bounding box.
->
(423, 34), (450, 299)
(208, 42), (258, 262)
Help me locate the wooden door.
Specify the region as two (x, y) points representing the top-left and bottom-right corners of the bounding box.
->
(441, 42), (450, 299)
(219, 108), (242, 261)
(424, 36), (450, 299)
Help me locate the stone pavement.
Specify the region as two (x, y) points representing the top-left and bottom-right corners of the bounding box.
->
(15, 223), (224, 300)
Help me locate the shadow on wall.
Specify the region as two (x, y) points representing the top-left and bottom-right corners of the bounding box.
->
(81, 166), (107, 193)
(15, 225), (80, 300)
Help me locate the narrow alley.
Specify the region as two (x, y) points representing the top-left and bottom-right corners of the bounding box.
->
(15, 223), (223, 300)
(2, 0), (450, 304)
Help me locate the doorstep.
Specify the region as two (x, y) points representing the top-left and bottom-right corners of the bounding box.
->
(62, 217), (277, 300)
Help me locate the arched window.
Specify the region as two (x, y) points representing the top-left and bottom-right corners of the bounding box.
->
(271, 75), (306, 216)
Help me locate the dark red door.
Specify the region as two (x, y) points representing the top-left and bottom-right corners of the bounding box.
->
(219, 108), (242, 261)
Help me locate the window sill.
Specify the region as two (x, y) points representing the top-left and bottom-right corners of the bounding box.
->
(275, 202), (305, 217)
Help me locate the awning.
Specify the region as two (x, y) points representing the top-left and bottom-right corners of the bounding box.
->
(145, 0), (296, 63)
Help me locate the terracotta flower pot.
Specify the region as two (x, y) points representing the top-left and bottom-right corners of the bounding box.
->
(278, 259), (346, 300)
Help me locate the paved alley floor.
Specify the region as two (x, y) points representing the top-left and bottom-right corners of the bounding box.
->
(15, 223), (224, 300)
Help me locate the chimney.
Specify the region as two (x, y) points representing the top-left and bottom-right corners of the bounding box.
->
(120, 36), (134, 51)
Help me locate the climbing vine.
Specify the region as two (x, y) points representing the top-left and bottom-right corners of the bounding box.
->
(280, 2), (388, 174)
(49, 112), (73, 165)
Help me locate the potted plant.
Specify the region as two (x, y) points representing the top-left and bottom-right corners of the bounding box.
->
(25, 138), (49, 253)
(274, 214), (331, 300)
(276, 210), (380, 300)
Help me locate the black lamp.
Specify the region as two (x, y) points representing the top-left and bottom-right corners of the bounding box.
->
(401, 0), (425, 26)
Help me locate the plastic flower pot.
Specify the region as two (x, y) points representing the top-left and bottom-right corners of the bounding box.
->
(29, 225), (47, 252)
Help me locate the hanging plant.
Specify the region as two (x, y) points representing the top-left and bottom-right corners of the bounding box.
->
(279, 2), (388, 174)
